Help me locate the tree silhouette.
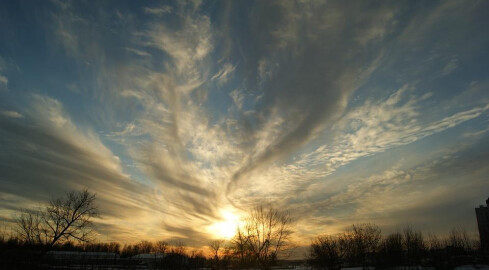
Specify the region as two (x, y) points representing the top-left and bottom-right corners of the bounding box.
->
(231, 205), (294, 269)
(310, 235), (341, 270)
(338, 223), (381, 268)
(209, 239), (225, 269)
(15, 189), (98, 250)
(403, 226), (425, 267)
(155, 240), (169, 254)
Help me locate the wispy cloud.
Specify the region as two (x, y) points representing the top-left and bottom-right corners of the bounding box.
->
(0, 94), (166, 242)
(441, 58), (458, 76)
(0, 0), (488, 246)
(0, 110), (21, 118)
(211, 63), (235, 84)
(143, 6), (173, 16)
(0, 56), (9, 89)
(0, 75), (7, 85)
(227, 83), (488, 205)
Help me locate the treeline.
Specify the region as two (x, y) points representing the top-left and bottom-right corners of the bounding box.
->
(0, 231), (208, 269)
(1, 223), (486, 270)
(1, 188), (296, 269)
(2, 189), (487, 270)
(43, 239), (176, 258)
(309, 223), (484, 270)
(0, 204), (294, 269)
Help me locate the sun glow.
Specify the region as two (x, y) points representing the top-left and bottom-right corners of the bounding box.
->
(208, 209), (241, 239)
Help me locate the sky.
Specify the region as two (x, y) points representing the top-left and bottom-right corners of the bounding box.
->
(0, 0), (489, 249)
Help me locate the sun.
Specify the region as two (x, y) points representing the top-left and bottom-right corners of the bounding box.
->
(208, 209), (241, 239)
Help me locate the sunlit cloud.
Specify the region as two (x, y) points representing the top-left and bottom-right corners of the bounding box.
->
(0, 0), (488, 248)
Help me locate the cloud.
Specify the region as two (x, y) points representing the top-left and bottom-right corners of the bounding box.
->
(211, 63), (235, 84)
(50, 1), (89, 60)
(0, 94), (165, 241)
(227, 83), (488, 209)
(92, 0), (489, 241)
(124, 47), (151, 57)
(463, 125), (489, 138)
(0, 56), (8, 89)
(1, 110), (22, 118)
(107, 122), (137, 137)
(229, 89), (244, 110)
(143, 11), (212, 74)
(286, 135), (489, 236)
(2, 0), (489, 247)
(0, 75), (7, 85)
(441, 58), (458, 76)
(225, 1), (394, 193)
(143, 6), (173, 15)
(93, 2), (238, 240)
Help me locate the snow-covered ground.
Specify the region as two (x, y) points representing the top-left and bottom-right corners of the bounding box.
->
(455, 265), (489, 270)
(130, 253), (165, 259)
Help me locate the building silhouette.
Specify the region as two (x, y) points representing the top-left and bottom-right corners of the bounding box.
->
(475, 197), (489, 251)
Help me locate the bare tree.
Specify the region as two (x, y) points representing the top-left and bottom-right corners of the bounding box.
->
(448, 227), (473, 252)
(15, 209), (44, 246)
(155, 240), (169, 254)
(136, 240), (154, 254)
(231, 227), (250, 265)
(166, 241), (189, 269)
(378, 232), (403, 268)
(209, 239), (224, 259)
(402, 226), (425, 267)
(209, 239), (225, 269)
(338, 223), (381, 268)
(0, 225), (6, 243)
(107, 242), (121, 253)
(427, 232), (443, 251)
(15, 189), (98, 250)
(232, 205), (294, 269)
(310, 235), (341, 270)
(170, 241), (187, 256)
